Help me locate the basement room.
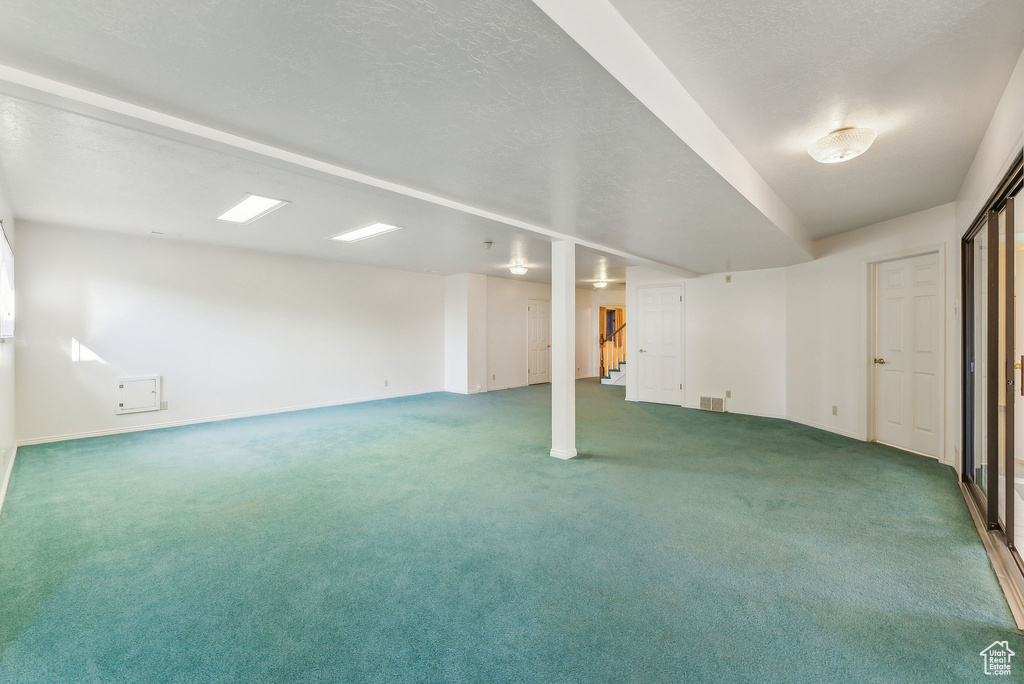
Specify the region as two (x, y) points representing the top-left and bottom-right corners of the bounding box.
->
(0, 0), (1023, 681)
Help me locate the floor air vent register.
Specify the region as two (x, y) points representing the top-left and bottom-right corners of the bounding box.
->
(699, 396), (726, 412)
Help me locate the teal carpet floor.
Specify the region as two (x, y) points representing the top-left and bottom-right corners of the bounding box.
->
(0, 379), (1020, 682)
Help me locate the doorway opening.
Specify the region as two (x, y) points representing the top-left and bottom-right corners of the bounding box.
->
(599, 306), (625, 385)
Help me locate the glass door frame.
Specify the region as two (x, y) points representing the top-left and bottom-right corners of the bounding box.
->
(962, 151), (1022, 565)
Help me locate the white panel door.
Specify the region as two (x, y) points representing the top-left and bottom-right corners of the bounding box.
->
(875, 252), (941, 457)
(636, 285), (682, 405)
(528, 299), (551, 384)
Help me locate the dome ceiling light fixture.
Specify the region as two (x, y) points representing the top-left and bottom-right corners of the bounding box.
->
(593, 280), (609, 289)
(807, 127), (877, 164)
(509, 262), (529, 276)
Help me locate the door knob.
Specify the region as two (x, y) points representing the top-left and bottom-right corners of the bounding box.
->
(639, 348), (646, 353)
(873, 358), (886, 365)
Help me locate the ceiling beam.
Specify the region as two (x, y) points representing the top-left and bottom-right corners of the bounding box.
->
(531, 0), (813, 257)
(0, 64), (697, 279)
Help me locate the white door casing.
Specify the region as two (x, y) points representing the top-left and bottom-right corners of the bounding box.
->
(875, 252), (942, 457)
(528, 299), (551, 384)
(637, 285), (682, 405)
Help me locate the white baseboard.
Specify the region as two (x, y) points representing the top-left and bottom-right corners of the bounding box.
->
(682, 403), (785, 420)
(785, 415), (865, 441)
(17, 389), (438, 447)
(0, 445), (16, 517)
(550, 448), (577, 460)
(737, 410), (787, 420)
(875, 439), (941, 462)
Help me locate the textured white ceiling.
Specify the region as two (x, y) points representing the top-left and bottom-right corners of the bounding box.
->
(609, 0), (1024, 238)
(0, 97), (631, 287)
(0, 0), (809, 273)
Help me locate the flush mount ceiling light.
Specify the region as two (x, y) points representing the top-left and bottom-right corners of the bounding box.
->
(593, 280), (609, 289)
(216, 193), (288, 224)
(509, 262), (529, 276)
(807, 127), (877, 164)
(330, 222), (403, 242)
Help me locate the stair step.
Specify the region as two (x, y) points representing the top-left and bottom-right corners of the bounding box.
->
(601, 367), (627, 386)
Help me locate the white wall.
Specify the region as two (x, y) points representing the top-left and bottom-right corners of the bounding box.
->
(618, 50), (1023, 462)
(956, 47), (1024, 230)
(444, 273), (487, 394)
(0, 169), (15, 498)
(625, 205), (957, 461)
(468, 276), (488, 392)
(484, 275), (593, 389)
(444, 275), (469, 393)
(786, 203), (958, 463)
(575, 287), (594, 379)
(782, 49), (1021, 465)
(16, 223), (445, 444)
(685, 269), (787, 418)
(625, 266), (787, 418)
(782, 49), (1021, 466)
(485, 276), (550, 390)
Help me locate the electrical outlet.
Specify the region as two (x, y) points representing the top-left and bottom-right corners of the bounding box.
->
(726, 390), (732, 399)
(160, 400), (168, 410)
(476, 384), (482, 392)
(832, 405), (838, 416)
(492, 374), (496, 380)
(384, 380), (388, 387)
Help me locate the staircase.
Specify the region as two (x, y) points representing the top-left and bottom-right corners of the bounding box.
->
(601, 362), (626, 386)
(599, 311), (626, 386)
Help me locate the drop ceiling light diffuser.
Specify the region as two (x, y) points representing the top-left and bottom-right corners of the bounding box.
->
(331, 223), (404, 242)
(216, 194), (288, 224)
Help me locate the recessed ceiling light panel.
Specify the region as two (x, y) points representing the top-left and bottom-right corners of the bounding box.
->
(808, 127), (877, 164)
(330, 223), (403, 242)
(216, 194), (288, 224)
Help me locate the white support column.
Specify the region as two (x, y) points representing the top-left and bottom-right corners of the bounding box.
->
(550, 239), (577, 459)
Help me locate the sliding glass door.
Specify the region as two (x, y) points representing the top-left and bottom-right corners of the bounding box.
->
(963, 153), (1022, 572)
(970, 220), (990, 499)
